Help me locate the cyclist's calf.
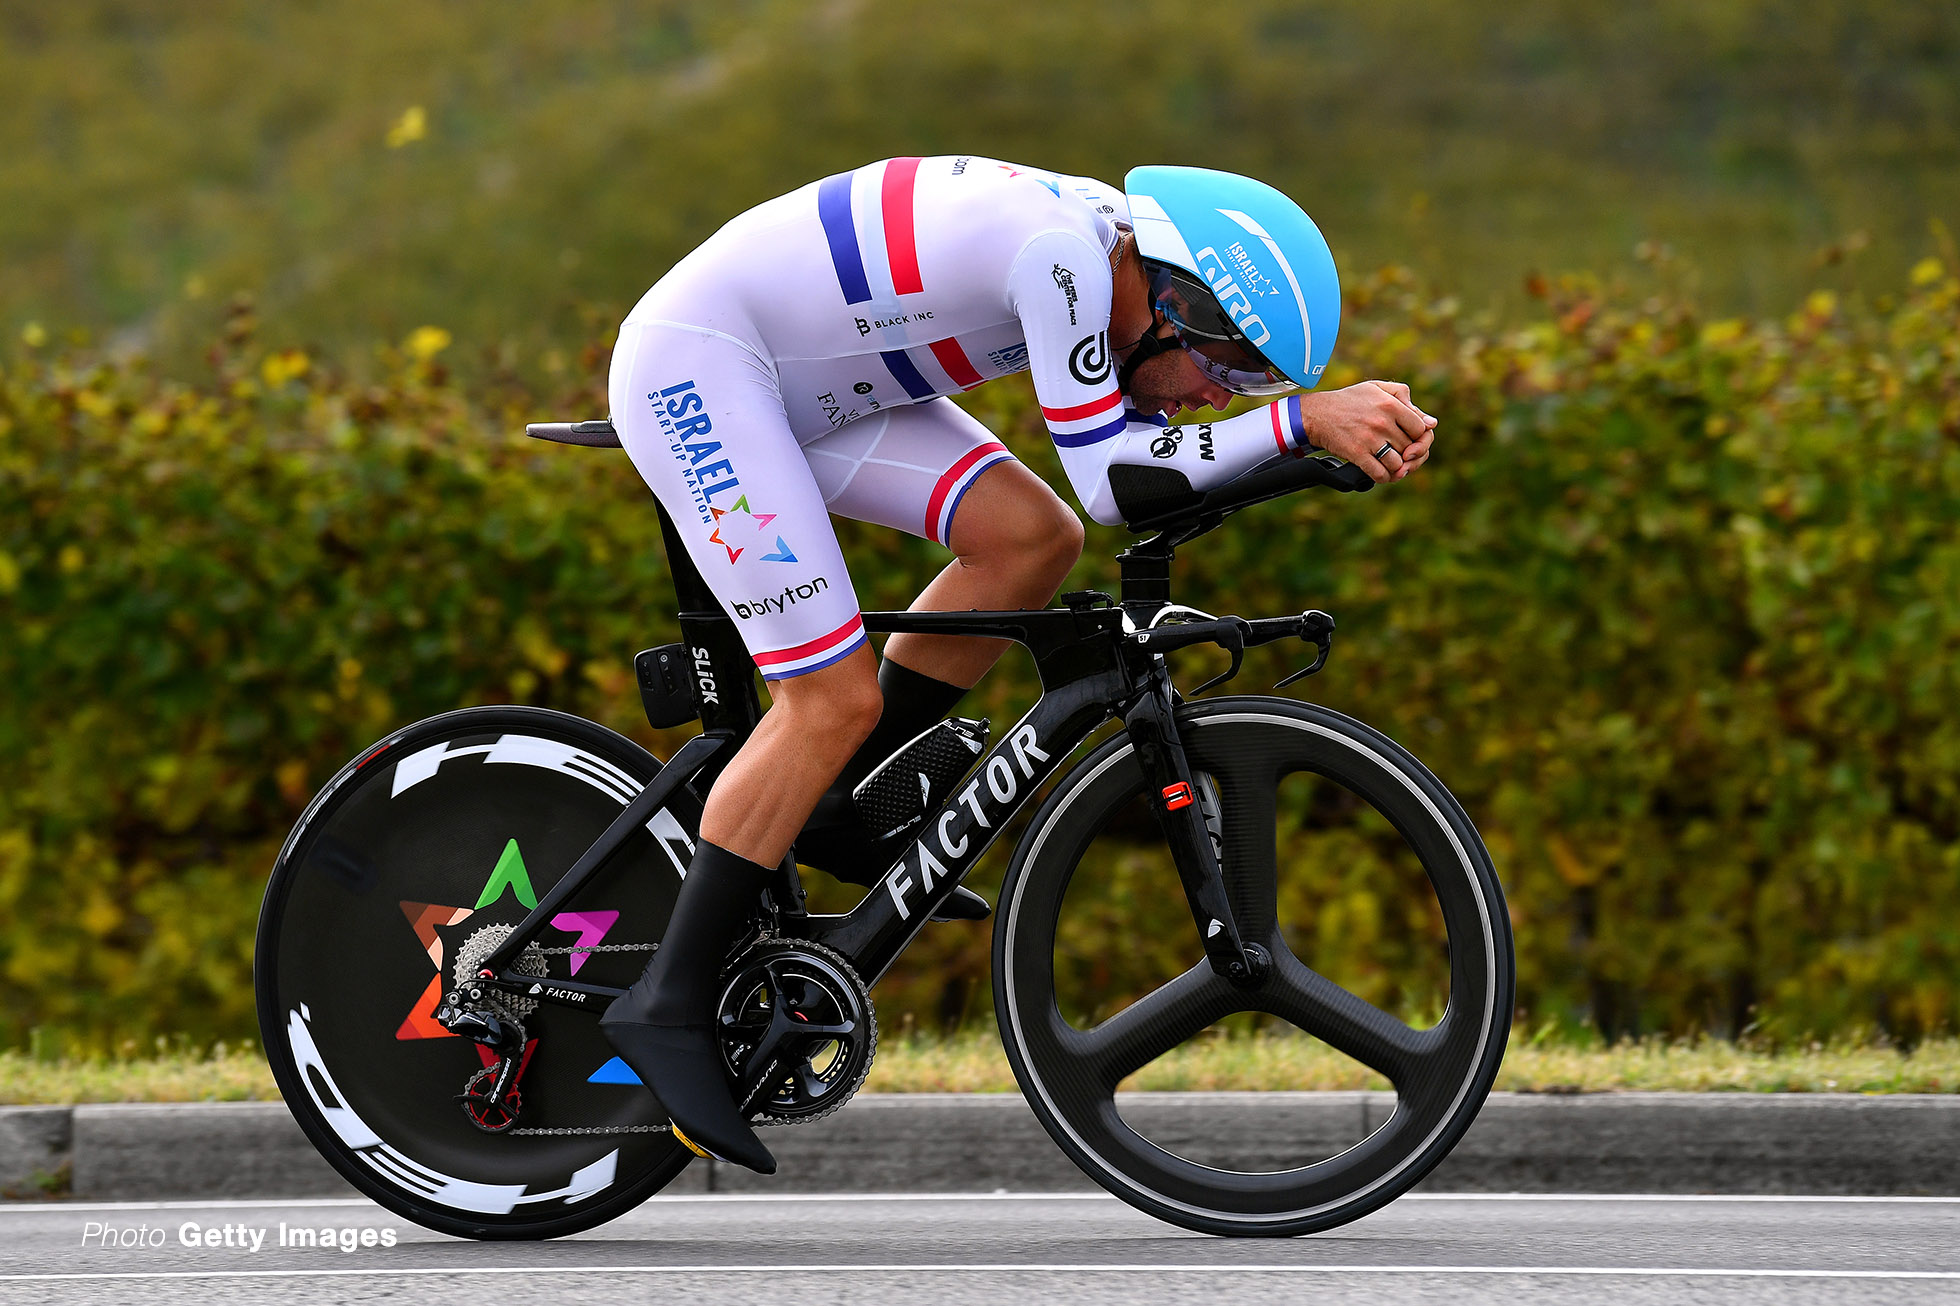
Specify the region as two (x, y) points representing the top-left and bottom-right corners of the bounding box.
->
(698, 646), (882, 865)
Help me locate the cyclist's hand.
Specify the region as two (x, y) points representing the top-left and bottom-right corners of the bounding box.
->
(1299, 381), (1437, 483)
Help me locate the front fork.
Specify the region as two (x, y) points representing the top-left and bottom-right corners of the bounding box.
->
(1123, 676), (1269, 988)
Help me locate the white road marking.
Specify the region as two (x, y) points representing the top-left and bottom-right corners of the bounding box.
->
(3, 1264), (1958, 1284)
(0, 1198), (377, 1214)
(7, 1191), (1960, 1214)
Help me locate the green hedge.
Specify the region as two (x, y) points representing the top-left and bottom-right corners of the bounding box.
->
(2, 264), (1956, 1049)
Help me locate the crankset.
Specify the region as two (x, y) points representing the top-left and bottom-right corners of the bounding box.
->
(717, 939), (877, 1125)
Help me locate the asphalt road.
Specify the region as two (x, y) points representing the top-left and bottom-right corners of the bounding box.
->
(3, 1192), (1956, 1305)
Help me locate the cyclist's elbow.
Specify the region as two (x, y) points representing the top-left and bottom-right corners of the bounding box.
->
(1077, 483), (1125, 528)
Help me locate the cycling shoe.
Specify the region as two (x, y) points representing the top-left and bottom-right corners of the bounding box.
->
(598, 1018), (776, 1173)
(600, 839), (778, 1174)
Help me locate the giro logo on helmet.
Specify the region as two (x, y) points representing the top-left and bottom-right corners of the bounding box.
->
(1193, 246), (1273, 349)
(1122, 165), (1341, 393)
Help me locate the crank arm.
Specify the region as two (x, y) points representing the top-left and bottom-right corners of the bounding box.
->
(1122, 684), (1268, 987)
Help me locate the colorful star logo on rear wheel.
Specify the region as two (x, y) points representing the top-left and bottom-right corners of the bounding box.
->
(393, 838), (622, 1040)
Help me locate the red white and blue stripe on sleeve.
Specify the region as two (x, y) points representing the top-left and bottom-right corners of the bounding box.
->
(816, 157), (986, 399)
(1041, 388), (1127, 448)
(752, 615), (869, 682)
(1055, 393), (1307, 456)
(1268, 394), (1311, 455)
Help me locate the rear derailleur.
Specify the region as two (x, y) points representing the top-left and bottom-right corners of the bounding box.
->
(434, 922), (547, 1134)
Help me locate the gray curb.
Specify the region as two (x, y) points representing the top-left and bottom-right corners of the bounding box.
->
(6, 1092), (1958, 1203)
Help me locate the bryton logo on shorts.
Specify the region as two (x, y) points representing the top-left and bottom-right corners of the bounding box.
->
(731, 576), (830, 620)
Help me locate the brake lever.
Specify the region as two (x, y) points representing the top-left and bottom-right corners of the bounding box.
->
(1189, 618), (1249, 696)
(1274, 610), (1336, 688)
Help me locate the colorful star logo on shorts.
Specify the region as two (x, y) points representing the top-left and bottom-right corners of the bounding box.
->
(708, 495), (793, 564)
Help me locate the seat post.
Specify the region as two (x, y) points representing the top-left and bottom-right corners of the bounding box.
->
(656, 502), (765, 744)
(657, 500), (719, 615)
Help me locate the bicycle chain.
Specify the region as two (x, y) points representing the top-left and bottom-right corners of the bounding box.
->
(501, 940), (816, 1136)
(533, 943), (658, 956)
(510, 1112), (801, 1137)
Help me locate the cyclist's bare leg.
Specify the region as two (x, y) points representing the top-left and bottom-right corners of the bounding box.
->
(880, 460), (1085, 687)
(696, 642), (882, 867)
(602, 641), (880, 1173)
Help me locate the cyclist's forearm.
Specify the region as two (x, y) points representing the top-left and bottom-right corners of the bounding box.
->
(1057, 397), (1310, 524)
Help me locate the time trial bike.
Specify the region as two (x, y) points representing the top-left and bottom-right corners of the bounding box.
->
(254, 416), (1513, 1240)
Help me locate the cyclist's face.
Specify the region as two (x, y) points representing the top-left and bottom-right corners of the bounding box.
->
(1124, 323), (1236, 419)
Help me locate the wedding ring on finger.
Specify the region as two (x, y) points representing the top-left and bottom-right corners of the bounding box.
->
(1375, 442), (1396, 461)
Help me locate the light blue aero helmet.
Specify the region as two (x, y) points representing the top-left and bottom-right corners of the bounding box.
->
(1122, 166), (1340, 396)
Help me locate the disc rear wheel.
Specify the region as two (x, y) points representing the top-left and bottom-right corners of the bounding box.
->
(254, 706), (703, 1240)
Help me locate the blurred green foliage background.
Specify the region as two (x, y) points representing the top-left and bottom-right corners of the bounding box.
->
(4, 0), (1956, 364)
(1, 0), (1957, 1052)
(5, 268), (1956, 1049)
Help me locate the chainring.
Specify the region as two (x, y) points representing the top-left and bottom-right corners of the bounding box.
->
(716, 939), (877, 1126)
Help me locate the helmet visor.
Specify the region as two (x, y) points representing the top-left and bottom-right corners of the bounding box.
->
(1147, 261), (1298, 397)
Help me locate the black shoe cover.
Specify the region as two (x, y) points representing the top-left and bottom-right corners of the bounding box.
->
(599, 1019), (777, 1173)
(599, 840), (778, 1174)
(790, 788), (883, 878)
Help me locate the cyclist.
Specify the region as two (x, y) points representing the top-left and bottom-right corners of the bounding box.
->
(600, 158), (1437, 1173)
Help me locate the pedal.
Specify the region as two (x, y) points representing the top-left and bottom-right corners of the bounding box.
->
(851, 717), (989, 840)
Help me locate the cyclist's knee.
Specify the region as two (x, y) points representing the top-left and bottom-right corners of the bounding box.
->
(1002, 490), (1084, 586)
(1037, 499), (1086, 575)
(767, 652), (882, 746)
(952, 468), (1083, 579)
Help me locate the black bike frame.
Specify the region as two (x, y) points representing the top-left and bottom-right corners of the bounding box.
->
(480, 498), (1330, 995)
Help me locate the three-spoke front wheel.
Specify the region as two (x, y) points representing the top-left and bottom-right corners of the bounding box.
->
(993, 696), (1513, 1237)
